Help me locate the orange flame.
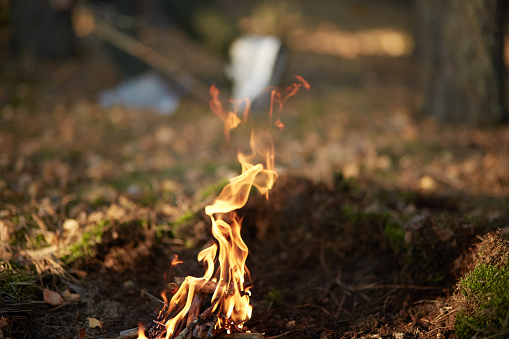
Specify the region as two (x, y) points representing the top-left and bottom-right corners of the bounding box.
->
(141, 77), (309, 338)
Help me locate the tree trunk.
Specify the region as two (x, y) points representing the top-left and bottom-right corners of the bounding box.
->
(415, 0), (506, 125)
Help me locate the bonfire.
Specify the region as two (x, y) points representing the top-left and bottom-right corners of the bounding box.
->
(135, 77), (309, 339)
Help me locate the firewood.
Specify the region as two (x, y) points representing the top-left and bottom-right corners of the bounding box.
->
(173, 304), (215, 339)
(118, 327), (139, 338)
(186, 294), (203, 326)
(118, 322), (152, 338)
(173, 277), (222, 295)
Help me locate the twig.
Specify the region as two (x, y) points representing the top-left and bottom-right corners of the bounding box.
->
(265, 331), (291, 339)
(186, 294), (203, 326)
(296, 304), (333, 317)
(174, 304), (214, 339)
(145, 291), (168, 307)
(118, 322), (152, 338)
(205, 315), (218, 338)
(174, 277), (225, 295)
(33, 320), (63, 328)
(335, 279), (438, 291)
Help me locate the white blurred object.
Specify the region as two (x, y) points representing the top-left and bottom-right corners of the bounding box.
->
(98, 71), (179, 115)
(226, 35), (287, 110)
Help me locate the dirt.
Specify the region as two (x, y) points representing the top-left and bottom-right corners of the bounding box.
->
(2, 1), (509, 338)
(6, 175), (505, 339)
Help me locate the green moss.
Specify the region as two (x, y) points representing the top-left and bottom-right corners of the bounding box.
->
(155, 211), (196, 240)
(383, 221), (407, 252)
(8, 215), (50, 249)
(455, 233), (509, 338)
(0, 267), (36, 299)
(340, 204), (358, 221)
(62, 220), (109, 264)
(339, 205), (408, 254)
(196, 179), (229, 203)
(265, 287), (283, 309)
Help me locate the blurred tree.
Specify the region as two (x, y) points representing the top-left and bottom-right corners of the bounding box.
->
(415, 0), (507, 125)
(10, 0), (76, 60)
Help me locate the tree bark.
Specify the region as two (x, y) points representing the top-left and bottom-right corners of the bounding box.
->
(415, 0), (506, 125)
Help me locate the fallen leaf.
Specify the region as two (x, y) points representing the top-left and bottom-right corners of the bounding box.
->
(87, 317), (104, 330)
(62, 289), (81, 301)
(419, 175), (436, 191)
(67, 268), (88, 278)
(63, 219), (79, 232)
(0, 315), (8, 330)
(43, 289), (64, 306)
(77, 327), (86, 339)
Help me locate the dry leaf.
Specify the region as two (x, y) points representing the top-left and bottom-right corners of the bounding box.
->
(0, 316), (8, 330)
(106, 204), (125, 220)
(43, 289), (64, 306)
(0, 220), (12, 242)
(62, 289), (81, 301)
(63, 219), (79, 232)
(77, 327), (87, 339)
(87, 317), (104, 330)
(67, 268), (88, 278)
(419, 175), (436, 191)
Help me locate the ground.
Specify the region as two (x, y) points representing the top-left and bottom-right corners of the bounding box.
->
(1, 1), (509, 339)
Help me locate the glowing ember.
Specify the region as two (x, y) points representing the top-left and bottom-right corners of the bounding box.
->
(141, 76), (309, 339)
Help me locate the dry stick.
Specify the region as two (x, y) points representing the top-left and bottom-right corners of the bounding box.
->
(118, 322), (152, 338)
(264, 331), (290, 339)
(174, 277), (223, 295)
(144, 290), (168, 307)
(334, 279), (438, 292)
(186, 294), (203, 326)
(205, 315), (218, 339)
(93, 16), (210, 102)
(173, 304), (215, 339)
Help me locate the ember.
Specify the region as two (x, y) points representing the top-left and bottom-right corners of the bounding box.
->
(139, 77), (309, 339)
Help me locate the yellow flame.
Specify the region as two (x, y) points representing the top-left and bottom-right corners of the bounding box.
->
(140, 77), (308, 338)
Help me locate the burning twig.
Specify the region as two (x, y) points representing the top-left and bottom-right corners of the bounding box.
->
(118, 322), (153, 338)
(173, 304), (214, 339)
(144, 291), (167, 307)
(173, 277), (223, 296)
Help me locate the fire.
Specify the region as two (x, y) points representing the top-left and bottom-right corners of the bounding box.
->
(142, 76), (308, 338)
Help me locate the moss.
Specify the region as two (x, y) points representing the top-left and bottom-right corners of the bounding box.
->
(155, 211), (196, 240)
(339, 205), (408, 255)
(195, 179), (229, 203)
(383, 221), (407, 252)
(0, 266), (36, 299)
(454, 232), (509, 338)
(62, 220), (109, 264)
(339, 204), (358, 221)
(265, 287), (283, 309)
(170, 211), (196, 239)
(8, 215), (49, 249)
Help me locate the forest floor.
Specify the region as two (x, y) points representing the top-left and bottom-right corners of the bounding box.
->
(1, 1), (509, 338)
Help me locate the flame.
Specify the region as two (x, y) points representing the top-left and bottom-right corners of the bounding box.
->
(138, 325), (148, 339)
(141, 76), (308, 338)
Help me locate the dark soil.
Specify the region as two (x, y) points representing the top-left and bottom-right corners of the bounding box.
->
(8, 175), (506, 339)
